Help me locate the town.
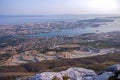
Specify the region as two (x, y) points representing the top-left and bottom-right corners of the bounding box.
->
(0, 18), (113, 36)
(0, 30), (120, 66)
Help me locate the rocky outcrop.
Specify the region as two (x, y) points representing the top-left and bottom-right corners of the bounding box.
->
(16, 64), (120, 80)
(96, 64), (120, 80)
(30, 68), (97, 80)
(106, 64), (120, 71)
(96, 72), (114, 80)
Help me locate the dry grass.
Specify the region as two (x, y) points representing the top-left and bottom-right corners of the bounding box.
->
(0, 72), (35, 80)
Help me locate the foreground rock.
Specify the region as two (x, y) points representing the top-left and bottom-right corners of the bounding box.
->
(31, 68), (96, 80)
(16, 64), (120, 80)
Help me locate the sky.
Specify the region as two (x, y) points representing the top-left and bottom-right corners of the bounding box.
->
(0, 0), (120, 15)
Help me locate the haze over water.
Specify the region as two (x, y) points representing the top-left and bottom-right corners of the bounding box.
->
(0, 14), (119, 25)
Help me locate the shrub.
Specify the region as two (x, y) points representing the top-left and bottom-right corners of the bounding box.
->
(52, 76), (59, 80)
(63, 75), (69, 80)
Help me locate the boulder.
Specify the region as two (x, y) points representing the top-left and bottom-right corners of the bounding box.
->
(31, 67), (97, 80)
(106, 64), (120, 72)
(95, 72), (114, 80)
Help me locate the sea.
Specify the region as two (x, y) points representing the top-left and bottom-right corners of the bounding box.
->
(0, 14), (120, 37)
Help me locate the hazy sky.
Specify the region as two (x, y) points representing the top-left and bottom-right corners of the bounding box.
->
(0, 0), (120, 15)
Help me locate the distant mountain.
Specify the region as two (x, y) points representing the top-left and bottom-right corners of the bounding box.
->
(107, 16), (120, 18)
(78, 18), (114, 23)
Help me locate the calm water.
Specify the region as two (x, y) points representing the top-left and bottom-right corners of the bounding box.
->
(0, 14), (120, 37)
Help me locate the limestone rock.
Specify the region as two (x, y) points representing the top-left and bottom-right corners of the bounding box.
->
(31, 67), (97, 80)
